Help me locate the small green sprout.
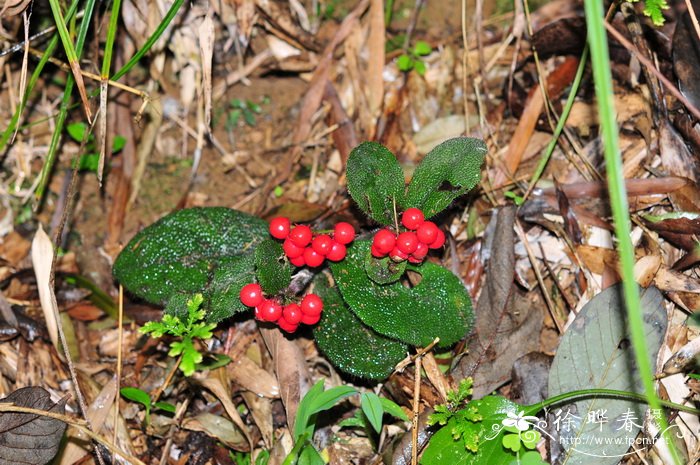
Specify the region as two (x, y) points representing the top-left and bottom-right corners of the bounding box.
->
(397, 40), (433, 75)
(140, 294), (217, 376)
(65, 122), (125, 173)
(120, 386), (176, 426)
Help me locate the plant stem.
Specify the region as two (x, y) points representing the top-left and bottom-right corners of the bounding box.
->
(523, 388), (700, 416)
(583, 0), (682, 463)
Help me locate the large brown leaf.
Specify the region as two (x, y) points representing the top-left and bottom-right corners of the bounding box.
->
(0, 387), (67, 465)
(450, 206), (544, 397)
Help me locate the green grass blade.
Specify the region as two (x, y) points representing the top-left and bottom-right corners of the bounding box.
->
(583, 1), (682, 463)
(525, 44), (589, 199)
(34, 0), (97, 207)
(0, 0), (81, 152)
(110, 0), (184, 81)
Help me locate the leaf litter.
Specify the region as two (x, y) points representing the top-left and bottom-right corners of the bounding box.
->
(0, 0), (699, 464)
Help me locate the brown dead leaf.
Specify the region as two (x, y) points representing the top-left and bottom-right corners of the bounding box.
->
(198, 12), (214, 131)
(227, 355), (279, 398)
(451, 207), (544, 397)
(0, 231), (30, 266)
(182, 413), (248, 451)
(241, 392), (274, 448)
(259, 327), (311, 433)
(31, 225), (58, 351)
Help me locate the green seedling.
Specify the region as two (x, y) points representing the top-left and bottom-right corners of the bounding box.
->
(397, 40), (432, 75)
(140, 294), (217, 376)
(339, 392), (408, 439)
(65, 122), (125, 173)
(120, 387), (176, 426)
(230, 450), (270, 465)
(225, 98), (264, 132)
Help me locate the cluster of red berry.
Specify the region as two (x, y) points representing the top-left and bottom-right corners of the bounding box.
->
(239, 283), (324, 333)
(371, 208), (445, 263)
(269, 217), (356, 267)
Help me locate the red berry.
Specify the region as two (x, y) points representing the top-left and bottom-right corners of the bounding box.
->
(390, 247), (408, 262)
(401, 208), (425, 230)
(312, 234), (333, 256)
(254, 306), (261, 319)
(300, 312), (321, 325)
(396, 231), (419, 254)
(301, 294), (323, 316)
(413, 241), (429, 259)
(326, 241), (346, 261)
(283, 238), (305, 259)
(428, 229), (446, 249)
(258, 299), (283, 322)
(408, 255), (423, 264)
(290, 255), (306, 267)
(239, 283), (263, 307)
(278, 317), (299, 333)
(333, 222), (356, 245)
(371, 244), (386, 258)
(373, 229), (396, 255)
(289, 225), (313, 247)
(269, 217), (291, 240)
(304, 247), (325, 267)
(416, 221), (439, 244)
(282, 303), (302, 325)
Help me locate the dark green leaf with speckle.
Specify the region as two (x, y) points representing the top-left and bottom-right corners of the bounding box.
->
(255, 239), (291, 295)
(404, 137), (486, 218)
(114, 207), (268, 322)
(330, 241), (473, 347)
(313, 274), (407, 379)
(364, 251), (406, 285)
(346, 142), (405, 225)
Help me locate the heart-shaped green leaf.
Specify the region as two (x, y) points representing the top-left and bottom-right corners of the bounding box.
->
(255, 238), (291, 295)
(330, 240), (473, 347)
(403, 137), (486, 218)
(313, 274), (407, 379)
(113, 207), (268, 321)
(346, 142), (405, 225)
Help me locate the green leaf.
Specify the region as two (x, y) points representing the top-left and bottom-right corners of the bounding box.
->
(413, 60), (427, 76)
(509, 451), (548, 465)
(172, 338), (202, 376)
(120, 387), (151, 410)
(66, 122), (88, 142)
(112, 135), (126, 153)
(313, 275), (408, 379)
(547, 284), (668, 465)
(113, 207), (268, 322)
(78, 153), (100, 172)
(421, 396), (519, 465)
(364, 252), (406, 284)
(294, 379), (356, 440)
(243, 108), (256, 126)
(397, 54), (413, 71)
(255, 239), (292, 295)
(255, 450), (271, 465)
(338, 412), (368, 429)
(380, 397), (409, 421)
(403, 137), (487, 218)
(502, 433), (521, 452)
(298, 443), (324, 465)
(330, 241), (473, 347)
(346, 142), (406, 225)
(154, 401), (176, 413)
(413, 40), (432, 56)
(196, 354), (232, 371)
(361, 392), (384, 433)
(642, 0), (668, 26)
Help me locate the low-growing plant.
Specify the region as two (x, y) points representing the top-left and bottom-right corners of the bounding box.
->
(119, 387), (176, 426)
(283, 379), (407, 463)
(139, 294), (217, 376)
(397, 40), (433, 75)
(65, 122), (125, 173)
(113, 137), (487, 379)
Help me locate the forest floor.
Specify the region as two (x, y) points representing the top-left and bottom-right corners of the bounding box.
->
(1, 0), (700, 464)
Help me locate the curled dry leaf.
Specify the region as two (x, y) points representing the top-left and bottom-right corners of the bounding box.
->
(31, 225), (58, 351)
(226, 355), (279, 398)
(182, 413), (248, 451)
(0, 386), (67, 465)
